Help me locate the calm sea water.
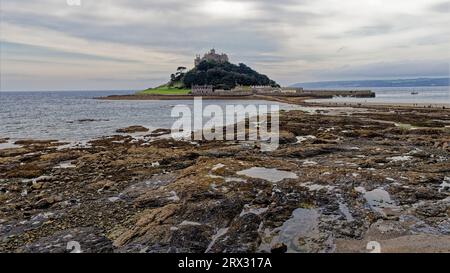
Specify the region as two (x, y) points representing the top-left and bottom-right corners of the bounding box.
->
(1, 87), (449, 144)
(307, 86), (450, 105)
(0, 90), (298, 143)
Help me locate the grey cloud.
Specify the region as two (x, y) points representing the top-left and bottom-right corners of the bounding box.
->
(1, 41), (138, 63)
(1, 3), (282, 54)
(430, 1), (450, 12)
(1, 0), (449, 90)
(345, 24), (393, 37)
(320, 24), (395, 40)
(308, 60), (450, 81)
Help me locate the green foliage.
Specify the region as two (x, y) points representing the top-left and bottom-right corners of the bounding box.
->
(169, 67), (188, 86)
(182, 60), (279, 90)
(137, 85), (190, 95)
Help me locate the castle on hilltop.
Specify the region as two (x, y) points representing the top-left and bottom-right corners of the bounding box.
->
(194, 49), (229, 66)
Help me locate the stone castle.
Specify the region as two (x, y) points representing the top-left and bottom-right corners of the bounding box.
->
(194, 49), (229, 66)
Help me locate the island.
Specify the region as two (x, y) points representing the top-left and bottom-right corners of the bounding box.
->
(100, 49), (375, 102)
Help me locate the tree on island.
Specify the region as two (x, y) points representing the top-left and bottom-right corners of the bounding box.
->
(169, 66), (187, 85)
(168, 60), (279, 90)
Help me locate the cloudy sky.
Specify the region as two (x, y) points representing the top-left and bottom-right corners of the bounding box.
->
(1, 0), (449, 91)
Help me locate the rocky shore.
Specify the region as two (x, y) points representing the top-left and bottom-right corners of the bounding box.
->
(0, 105), (449, 253)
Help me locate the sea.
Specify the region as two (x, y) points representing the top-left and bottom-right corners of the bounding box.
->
(306, 86), (450, 105)
(0, 90), (298, 144)
(1, 87), (449, 144)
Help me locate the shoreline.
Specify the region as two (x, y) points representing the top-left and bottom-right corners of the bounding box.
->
(305, 99), (450, 109)
(2, 98), (450, 145)
(0, 104), (449, 253)
(96, 93), (315, 102)
(97, 93), (450, 111)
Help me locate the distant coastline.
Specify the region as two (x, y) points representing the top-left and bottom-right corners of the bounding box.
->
(291, 77), (450, 88)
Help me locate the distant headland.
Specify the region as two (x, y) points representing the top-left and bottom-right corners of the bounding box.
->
(292, 78), (450, 89)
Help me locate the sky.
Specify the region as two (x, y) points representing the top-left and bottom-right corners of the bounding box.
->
(0, 0), (449, 91)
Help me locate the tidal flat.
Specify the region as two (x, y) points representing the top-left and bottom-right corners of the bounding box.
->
(0, 105), (449, 253)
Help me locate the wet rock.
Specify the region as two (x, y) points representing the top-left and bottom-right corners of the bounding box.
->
(133, 190), (180, 208)
(31, 182), (44, 190)
(39, 151), (80, 163)
(169, 224), (213, 253)
(114, 204), (179, 248)
(33, 195), (63, 209)
(0, 147), (30, 157)
(149, 128), (172, 137)
(119, 173), (178, 202)
(179, 198), (245, 228)
(271, 243), (287, 253)
(208, 213), (262, 253)
(278, 131), (297, 144)
(416, 202), (449, 218)
(5, 164), (48, 178)
(415, 187), (446, 200)
(14, 139), (59, 146)
(70, 118), (109, 123)
(20, 227), (113, 253)
(87, 180), (116, 192)
(116, 126), (149, 133)
(271, 145), (342, 158)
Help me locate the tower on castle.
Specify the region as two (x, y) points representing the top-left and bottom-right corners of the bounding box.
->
(194, 49), (229, 67)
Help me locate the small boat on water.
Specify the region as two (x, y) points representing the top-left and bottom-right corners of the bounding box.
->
(411, 91), (419, 95)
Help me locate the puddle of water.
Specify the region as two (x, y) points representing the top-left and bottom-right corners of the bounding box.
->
(151, 162), (160, 167)
(439, 177), (450, 192)
(275, 208), (321, 253)
(224, 177), (247, 183)
(179, 220), (202, 226)
(205, 228), (229, 253)
(338, 202), (354, 222)
(387, 155), (413, 162)
(394, 123), (425, 130)
(301, 182), (335, 192)
(0, 141), (22, 150)
(356, 186), (397, 214)
(208, 164), (228, 180)
(302, 160), (318, 166)
(296, 135), (316, 143)
(208, 174), (223, 179)
(21, 175), (54, 185)
(108, 197), (120, 202)
(53, 161), (76, 169)
(167, 191), (180, 202)
(236, 167), (298, 183)
(240, 205), (269, 217)
(211, 163), (225, 171)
